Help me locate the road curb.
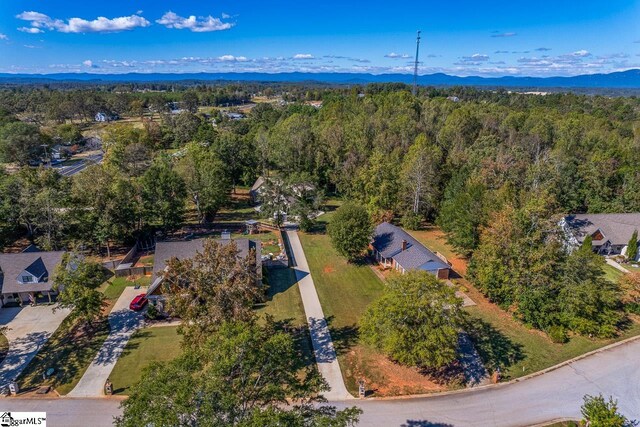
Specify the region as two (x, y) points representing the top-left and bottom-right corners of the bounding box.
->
(345, 333), (640, 402)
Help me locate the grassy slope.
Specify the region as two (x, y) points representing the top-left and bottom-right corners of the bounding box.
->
(110, 326), (182, 395)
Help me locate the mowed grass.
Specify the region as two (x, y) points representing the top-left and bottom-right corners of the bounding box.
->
(298, 232), (383, 329)
(298, 230), (384, 394)
(19, 316), (111, 395)
(602, 263), (625, 283)
(256, 268), (307, 326)
(110, 326), (182, 395)
(465, 296), (640, 380)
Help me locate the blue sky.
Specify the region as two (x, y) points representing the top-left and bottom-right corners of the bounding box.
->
(1, 0), (639, 76)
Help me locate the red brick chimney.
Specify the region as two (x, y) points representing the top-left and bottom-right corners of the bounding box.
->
(401, 240), (407, 251)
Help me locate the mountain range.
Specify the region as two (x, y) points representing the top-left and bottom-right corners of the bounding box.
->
(1, 69), (640, 89)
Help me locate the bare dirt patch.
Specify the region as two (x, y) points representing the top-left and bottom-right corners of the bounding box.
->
(323, 265), (336, 274)
(410, 226), (469, 276)
(341, 345), (448, 397)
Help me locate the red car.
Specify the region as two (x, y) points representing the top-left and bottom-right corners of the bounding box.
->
(129, 293), (148, 311)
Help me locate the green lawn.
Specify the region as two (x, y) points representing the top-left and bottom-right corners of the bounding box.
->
(298, 230), (384, 394)
(603, 263), (624, 283)
(256, 268), (307, 326)
(298, 232), (383, 329)
(18, 276), (149, 394)
(19, 316), (111, 395)
(110, 326), (183, 395)
(466, 301), (640, 380)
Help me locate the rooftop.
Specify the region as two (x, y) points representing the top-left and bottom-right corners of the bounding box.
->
(563, 213), (640, 246)
(372, 222), (449, 272)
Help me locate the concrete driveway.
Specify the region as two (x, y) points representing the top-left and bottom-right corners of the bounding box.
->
(285, 231), (353, 401)
(2, 337), (640, 426)
(68, 287), (146, 397)
(0, 305), (71, 390)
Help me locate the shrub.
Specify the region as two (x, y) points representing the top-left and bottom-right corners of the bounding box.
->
(401, 211), (422, 230)
(548, 325), (568, 343)
(145, 303), (159, 320)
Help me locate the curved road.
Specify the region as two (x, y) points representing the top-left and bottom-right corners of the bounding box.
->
(2, 338), (639, 426)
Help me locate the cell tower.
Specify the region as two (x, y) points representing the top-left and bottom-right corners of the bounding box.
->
(412, 30), (421, 96)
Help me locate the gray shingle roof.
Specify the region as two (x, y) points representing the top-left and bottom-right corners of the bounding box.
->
(152, 238), (259, 279)
(0, 251), (66, 294)
(372, 222), (450, 272)
(564, 213), (640, 247)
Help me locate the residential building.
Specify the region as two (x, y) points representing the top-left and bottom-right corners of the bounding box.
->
(561, 213), (640, 258)
(95, 112), (118, 122)
(0, 246), (66, 306)
(370, 222), (451, 279)
(147, 237), (262, 300)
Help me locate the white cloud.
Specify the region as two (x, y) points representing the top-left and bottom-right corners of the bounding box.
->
(491, 31), (517, 38)
(18, 27), (44, 34)
(82, 60), (93, 67)
(16, 11), (150, 33)
(0, 34), (7, 40)
(292, 53), (314, 60)
(221, 13), (231, 19)
(217, 55), (248, 62)
(385, 52), (411, 59)
(156, 11), (233, 32)
(572, 50), (591, 57)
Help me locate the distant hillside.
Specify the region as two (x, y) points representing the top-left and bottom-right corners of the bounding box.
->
(1, 69), (640, 89)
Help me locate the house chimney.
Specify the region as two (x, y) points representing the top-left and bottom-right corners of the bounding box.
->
(402, 240), (407, 251)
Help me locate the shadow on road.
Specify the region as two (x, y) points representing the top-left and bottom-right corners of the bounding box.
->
(402, 420), (454, 427)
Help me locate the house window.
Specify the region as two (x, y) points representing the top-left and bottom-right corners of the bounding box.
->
(22, 275), (32, 283)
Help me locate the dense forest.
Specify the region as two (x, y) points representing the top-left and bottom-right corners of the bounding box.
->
(1, 82), (639, 338)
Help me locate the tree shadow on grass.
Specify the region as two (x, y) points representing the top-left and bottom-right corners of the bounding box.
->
(117, 330), (152, 358)
(324, 315), (359, 357)
(272, 319), (316, 370)
(464, 317), (525, 378)
(18, 316), (111, 393)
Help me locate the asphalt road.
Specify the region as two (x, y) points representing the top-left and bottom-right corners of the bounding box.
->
(51, 152), (103, 177)
(2, 335), (639, 427)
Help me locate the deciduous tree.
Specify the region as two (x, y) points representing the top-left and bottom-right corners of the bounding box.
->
(162, 239), (263, 348)
(360, 271), (465, 368)
(116, 320), (362, 427)
(326, 203), (372, 262)
(53, 255), (107, 327)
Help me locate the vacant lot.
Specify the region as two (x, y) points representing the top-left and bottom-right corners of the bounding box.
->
(299, 226), (451, 396)
(414, 225), (640, 381)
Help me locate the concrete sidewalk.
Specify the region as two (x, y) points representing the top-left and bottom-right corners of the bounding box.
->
(285, 231), (353, 401)
(67, 287), (146, 397)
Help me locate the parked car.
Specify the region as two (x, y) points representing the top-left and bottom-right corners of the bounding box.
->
(129, 294), (148, 311)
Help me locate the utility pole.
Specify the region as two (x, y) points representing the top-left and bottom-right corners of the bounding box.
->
(412, 30), (421, 96)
